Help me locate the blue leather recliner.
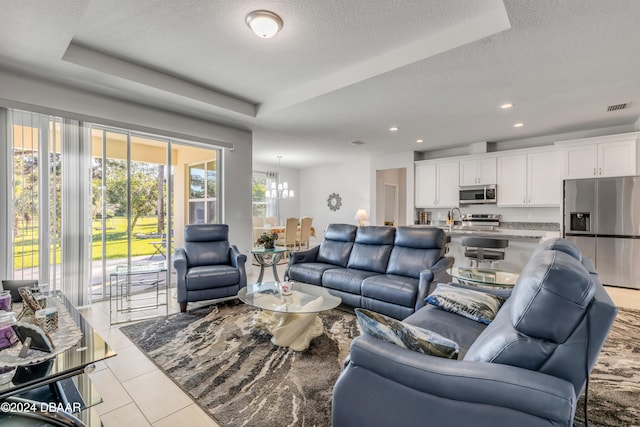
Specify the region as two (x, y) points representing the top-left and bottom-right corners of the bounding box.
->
(174, 224), (247, 312)
(332, 238), (617, 427)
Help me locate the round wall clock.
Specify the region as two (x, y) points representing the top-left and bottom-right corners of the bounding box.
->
(327, 193), (342, 211)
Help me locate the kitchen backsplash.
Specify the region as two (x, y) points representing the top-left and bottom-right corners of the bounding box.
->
(423, 205), (561, 225)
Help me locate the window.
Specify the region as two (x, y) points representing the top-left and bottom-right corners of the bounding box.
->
(188, 159), (218, 224)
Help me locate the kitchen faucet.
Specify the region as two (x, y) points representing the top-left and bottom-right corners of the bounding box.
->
(448, 207), (462, 232)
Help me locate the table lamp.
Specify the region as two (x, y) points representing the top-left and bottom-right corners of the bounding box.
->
(354, 209), (369, 226)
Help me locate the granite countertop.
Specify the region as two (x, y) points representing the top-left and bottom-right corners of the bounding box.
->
(435, 222), (561, 241)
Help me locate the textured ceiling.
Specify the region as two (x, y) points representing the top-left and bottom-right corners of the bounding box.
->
(0, 0), (639, 168)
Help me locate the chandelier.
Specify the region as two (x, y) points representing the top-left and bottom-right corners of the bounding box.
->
(266, 156), (294, 199)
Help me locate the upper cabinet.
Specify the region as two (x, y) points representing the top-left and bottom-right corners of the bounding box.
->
(556, 132), (640, 179)
(497, 149), (561, 207)
(415, 160), (459, 208)
(459, 157), (496, 186)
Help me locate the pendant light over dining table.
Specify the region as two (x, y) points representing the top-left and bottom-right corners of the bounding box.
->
(267, 156), (294, 199)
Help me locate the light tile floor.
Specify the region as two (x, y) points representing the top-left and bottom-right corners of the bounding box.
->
(78, 263), (640, 426)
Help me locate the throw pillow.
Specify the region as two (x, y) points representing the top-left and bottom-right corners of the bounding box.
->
(425, 283), (506, 325)
(355, 308), (459, 359)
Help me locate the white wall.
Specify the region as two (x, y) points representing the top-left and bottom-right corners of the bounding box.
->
(0, 67), (254, 255)
(299, 158), (371, 241)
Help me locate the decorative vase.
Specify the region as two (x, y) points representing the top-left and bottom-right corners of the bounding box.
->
(264, 241), (274, 249)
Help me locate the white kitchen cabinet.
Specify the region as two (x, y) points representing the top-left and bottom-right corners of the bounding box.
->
(497, 150), (561, 207)
(459, 157), (496, 186)
(527, 151), (562, 205)
(415, 163), (436, 207)
(558, 132), (640, 179)
(497, 155), (527, 206)
(437, 161), (461, 207)
(415, 160), (459, 208)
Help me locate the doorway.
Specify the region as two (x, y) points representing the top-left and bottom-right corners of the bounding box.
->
(375, 168), (407, 226)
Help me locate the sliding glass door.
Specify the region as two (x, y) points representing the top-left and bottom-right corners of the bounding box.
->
(3, 108), (222, 304)
(90, 127), (172, 300)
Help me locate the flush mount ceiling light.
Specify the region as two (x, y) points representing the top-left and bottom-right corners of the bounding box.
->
(513, 122), (524, 128)
(246, 10), (283, 38)
(500, 103), (513, 109)
(416, 139), (424, 143)
(389, 126), (399, 132)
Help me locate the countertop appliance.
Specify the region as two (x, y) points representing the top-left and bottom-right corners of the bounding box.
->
(459, 184), (497, 205)
(459, 213), (500, 230)
(564, 177), (640, 289)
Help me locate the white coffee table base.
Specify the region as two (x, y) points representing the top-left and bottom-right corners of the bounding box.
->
(255, 310), (324, 351)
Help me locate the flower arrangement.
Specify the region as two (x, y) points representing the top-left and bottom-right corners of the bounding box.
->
(256, 231), (278, 249)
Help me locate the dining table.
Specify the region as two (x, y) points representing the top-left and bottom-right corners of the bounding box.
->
(253, 226), (316, 238)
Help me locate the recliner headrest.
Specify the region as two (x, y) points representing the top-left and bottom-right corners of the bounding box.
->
(324, 224), (357, 242)
(510, 250), (595, 343)
(532, 238), (582, 260)
(184, 224), (229, 242)
(355, 226), (395, 245)
(394, 226), (445, 249)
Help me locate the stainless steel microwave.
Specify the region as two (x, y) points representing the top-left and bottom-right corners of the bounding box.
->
(459, 184), (497, 205)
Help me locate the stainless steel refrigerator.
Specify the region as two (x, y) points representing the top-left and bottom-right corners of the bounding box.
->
(564, 177), (640, 289)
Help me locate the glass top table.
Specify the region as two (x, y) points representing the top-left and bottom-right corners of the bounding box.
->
(239, 281), (341, 313)
(448, 267), (520, 288)
(0, 291), (116, 425)
(250, 247), (289, 284)
(238, 281), (342, 351)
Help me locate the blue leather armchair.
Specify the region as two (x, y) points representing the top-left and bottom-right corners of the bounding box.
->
(174, 224), (247, 312)
(332, 238), (617, 426)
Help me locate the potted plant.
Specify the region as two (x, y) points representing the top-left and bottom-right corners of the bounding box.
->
(256, 231), (278, 249)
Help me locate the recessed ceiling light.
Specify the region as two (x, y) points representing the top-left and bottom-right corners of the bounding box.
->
(416, 139), (424, 143)
(500, 103), (513, 109)
(246, 10), (283, 38)
(513, 122), (524, 128)
(389, 126), (399, 132)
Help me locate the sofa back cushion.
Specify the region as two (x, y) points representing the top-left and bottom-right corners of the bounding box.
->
(386, 227), (446, 278)
(347, 226), (395, 273)
(184, 224), (230, 267)
(317, 224), (357, 267)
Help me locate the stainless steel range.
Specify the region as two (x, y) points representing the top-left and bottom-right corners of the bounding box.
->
(460, 213), (500, 230)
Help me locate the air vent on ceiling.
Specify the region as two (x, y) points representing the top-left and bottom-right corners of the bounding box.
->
(350, 140), (365, 146)
(607, 102), (630, 112)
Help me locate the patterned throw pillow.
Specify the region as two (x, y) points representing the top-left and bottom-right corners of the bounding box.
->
(355, 308), (459, 359)
(425, 283), (506, 325)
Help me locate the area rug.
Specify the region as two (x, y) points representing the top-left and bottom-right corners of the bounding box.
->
(121, 303), (639, 427)
(120, 301), (360, 426)
(574, 307), (640, 426)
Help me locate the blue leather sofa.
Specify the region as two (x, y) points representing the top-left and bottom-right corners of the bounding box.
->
(174, 224), (247, 312)
(332, 238), (617, 427)
(286, 224), (453, 319)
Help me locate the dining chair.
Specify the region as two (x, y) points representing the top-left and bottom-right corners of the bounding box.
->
(297, 216), (313, 250)
(265, 216), (278, 227)
(252, 216), (264, 228)
(276, 217), (299, 250)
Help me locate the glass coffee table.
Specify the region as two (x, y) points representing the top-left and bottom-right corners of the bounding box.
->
(448, 267), (519, 289)
(238, 281), (341, 351)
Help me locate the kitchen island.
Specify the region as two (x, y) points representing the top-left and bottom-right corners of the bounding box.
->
(440, 223), (560, 272)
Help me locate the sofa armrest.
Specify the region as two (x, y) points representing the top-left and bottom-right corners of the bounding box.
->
(230, 245), (248, 288)
(415, 255), (455, 310)
(174, 248), (188, 279)
(285, 246), (320, 279)
(288, 246), (320, 265)
(341, 335), (575, 425)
